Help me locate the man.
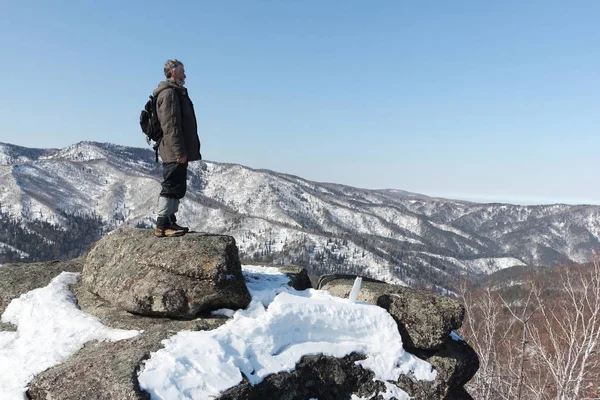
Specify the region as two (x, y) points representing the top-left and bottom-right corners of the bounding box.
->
(153, 59), (201, 237)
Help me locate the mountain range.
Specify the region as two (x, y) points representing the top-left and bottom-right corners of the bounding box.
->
(1, 141), (599, 293)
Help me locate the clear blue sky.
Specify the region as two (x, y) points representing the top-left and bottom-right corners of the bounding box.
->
(1, 1), (599, 205)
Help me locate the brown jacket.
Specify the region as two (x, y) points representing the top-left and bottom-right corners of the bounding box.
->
(153, 80), (201, 163)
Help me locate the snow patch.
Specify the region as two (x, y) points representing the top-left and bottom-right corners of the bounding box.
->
(0, 272), (140, 399)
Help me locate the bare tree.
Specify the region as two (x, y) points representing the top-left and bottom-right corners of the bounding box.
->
(460, 280), (518, 399)
(459, 258), (600, 400)
(525, 256), (600, 400)
(499, 285), (538, 400)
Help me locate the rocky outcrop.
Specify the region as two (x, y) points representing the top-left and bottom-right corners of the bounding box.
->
(82, 229), (251, 318)
(319, 275), (479, 399)
(1, 233), (479, 400)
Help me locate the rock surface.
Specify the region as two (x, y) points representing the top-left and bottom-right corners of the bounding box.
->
(397, 337), (479, 399)
(218, 353), (383, 400)
(82, 229), (251, 318)
(2, 240), (478, 400)
(73, 281), (228, 332)
(425, 336), (480, 395)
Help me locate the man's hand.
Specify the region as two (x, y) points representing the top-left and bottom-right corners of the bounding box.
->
(176, 155), (188, 164)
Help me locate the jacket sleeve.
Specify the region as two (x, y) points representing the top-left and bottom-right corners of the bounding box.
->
(157, 88), (186, 159)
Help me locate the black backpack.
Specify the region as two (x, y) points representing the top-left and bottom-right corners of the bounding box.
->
(139, 89), (167, 162)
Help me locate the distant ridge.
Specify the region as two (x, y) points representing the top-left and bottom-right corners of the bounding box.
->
(1, 141), (599, 292)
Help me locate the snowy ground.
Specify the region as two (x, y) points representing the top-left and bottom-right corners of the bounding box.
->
(0, 273), (140, 399)
(1, 266), (437, 400)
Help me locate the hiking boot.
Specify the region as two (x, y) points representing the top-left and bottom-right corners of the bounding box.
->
(171, 222), (189, 232)
(170, 214), (189, 232)
(154, 226), (187, 237)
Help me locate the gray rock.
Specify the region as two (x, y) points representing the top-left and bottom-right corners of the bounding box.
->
(318, 276), (464, 351)
(0, 254), (226, 400)
(82, 229), (251, 318)
(72, 281), (227, 332)
(426, 336), (479, 393)
(377, 292), (464, 351)
(217, 353), (384, 400)
(0, 258), (83, 331)
(396, 337), (480, 399)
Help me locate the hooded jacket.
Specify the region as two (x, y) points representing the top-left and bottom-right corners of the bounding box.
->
(153, 80), (201, 163)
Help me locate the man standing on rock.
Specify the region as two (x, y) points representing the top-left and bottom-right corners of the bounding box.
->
(153, 59), (202, 237)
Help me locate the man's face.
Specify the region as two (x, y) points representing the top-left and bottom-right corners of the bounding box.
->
(173, 65), (186, 85)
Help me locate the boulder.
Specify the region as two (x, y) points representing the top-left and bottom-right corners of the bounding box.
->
(72, 280), (228, 332)
(82, 229), (251, 318)
(426, 336), (479, 394)
(396, 336), (479, 399)
(318, 275), (464, 351)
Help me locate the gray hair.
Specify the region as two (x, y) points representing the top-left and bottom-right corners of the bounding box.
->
(164, 59), (184, 79)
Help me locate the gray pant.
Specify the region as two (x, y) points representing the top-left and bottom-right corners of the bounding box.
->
(157, 196), (179, 228)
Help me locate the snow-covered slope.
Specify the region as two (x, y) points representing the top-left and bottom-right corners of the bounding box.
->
(1, 141), (599, 291)
(0, 143), (56, 165)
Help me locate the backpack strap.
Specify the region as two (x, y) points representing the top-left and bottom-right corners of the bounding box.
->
(150, 87), (170, 163)
(153, 144), (159, 163)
